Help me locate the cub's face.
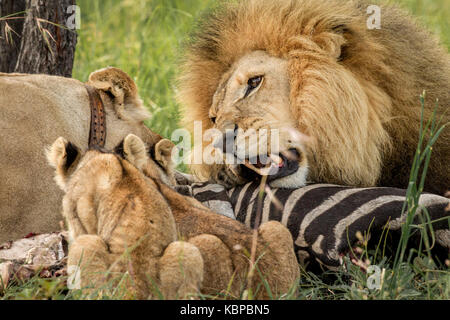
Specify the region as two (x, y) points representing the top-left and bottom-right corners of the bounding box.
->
(46, 135), (177, 193)
(46, 135), (177, 242)
(203, 50), (308, 188)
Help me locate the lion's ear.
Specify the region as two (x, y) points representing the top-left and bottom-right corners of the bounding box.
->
(46, 137), (81, 190)
(122, 134), (147, 170)
(154, 139), (175, 171)
(313, 24), (352, 62)
(330, 24), (351, 62)
(87, 67), (151, 122)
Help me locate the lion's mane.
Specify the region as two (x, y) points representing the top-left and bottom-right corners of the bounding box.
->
(177, 0), (450, 193)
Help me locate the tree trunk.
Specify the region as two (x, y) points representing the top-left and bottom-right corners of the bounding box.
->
(0, 0), (26, 72)
(0, 0), (77, 77)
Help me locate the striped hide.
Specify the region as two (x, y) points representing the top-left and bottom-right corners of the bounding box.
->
(177, 182), (450, 270)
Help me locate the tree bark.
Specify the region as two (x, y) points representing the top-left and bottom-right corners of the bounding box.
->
(0, 0), (26, 73)
(0, 0), (77, 77)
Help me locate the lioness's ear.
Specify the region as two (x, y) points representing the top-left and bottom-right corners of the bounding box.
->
(122, 134), (147, 170)
(46, 137), (81, 190)
(87, 67), (151, 122)
(154, 139), (175, 172)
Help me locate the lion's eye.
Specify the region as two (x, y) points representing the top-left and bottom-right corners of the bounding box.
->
(244, 75), (263, 98)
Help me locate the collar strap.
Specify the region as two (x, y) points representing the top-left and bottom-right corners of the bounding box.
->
(85, 84), (107, 148)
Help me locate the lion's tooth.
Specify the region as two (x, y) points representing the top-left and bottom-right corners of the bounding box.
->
(269, 154), (283, 167)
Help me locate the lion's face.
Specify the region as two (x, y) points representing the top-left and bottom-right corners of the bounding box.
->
(206, 51), (308, 188)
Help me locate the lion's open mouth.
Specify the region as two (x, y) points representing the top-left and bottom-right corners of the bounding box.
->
(238, 148), (301, 182)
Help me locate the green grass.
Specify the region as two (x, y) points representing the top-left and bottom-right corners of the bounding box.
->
(1, 0), (449, 300)
(391, 0), (450, 47)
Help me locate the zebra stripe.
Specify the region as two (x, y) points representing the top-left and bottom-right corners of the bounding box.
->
(261, 192), (273, 224)
(286, 186), (350, 243)
(192, 183), (225, 194)
(233, 182), (253, 220)
(388, 193), (450, 229)
(184, 181), (450, 269)
(281, 184), (338, 226)
(331, 195), (406, 260)
(245, 186), (260, 227)
(294, 187), (366, 248)
(295, 187), (410, 263)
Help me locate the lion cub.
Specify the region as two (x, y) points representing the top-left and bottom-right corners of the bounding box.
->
(122, 136), (300, 299)
(48, 134), (299, 299)
(47, 135), (203, 299)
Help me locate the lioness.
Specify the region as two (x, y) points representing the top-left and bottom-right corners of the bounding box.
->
(177, 0), (449, 194)
(47, 134), (299, 299)
(0, 67), (163, 242)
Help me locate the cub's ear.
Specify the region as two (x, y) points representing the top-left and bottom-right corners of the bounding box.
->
(121, 134), (147, 171)
(46, 137), (81, 190)
(154, 139), (175, 172)
(87, 67), (151, 122)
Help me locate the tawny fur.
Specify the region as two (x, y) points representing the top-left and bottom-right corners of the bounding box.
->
(48, 136), (203, 299)
(177, 0), (449, 194)
(0, 67), (163, 243)
(48, 135), (299, 299)
(136, 137), (300, 299)
(158, 186), (300, 299)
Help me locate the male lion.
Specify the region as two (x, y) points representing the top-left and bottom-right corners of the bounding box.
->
(177, 0), (449, 194)
(47, 134), (299, 299)
(0, 67), (163, 243)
